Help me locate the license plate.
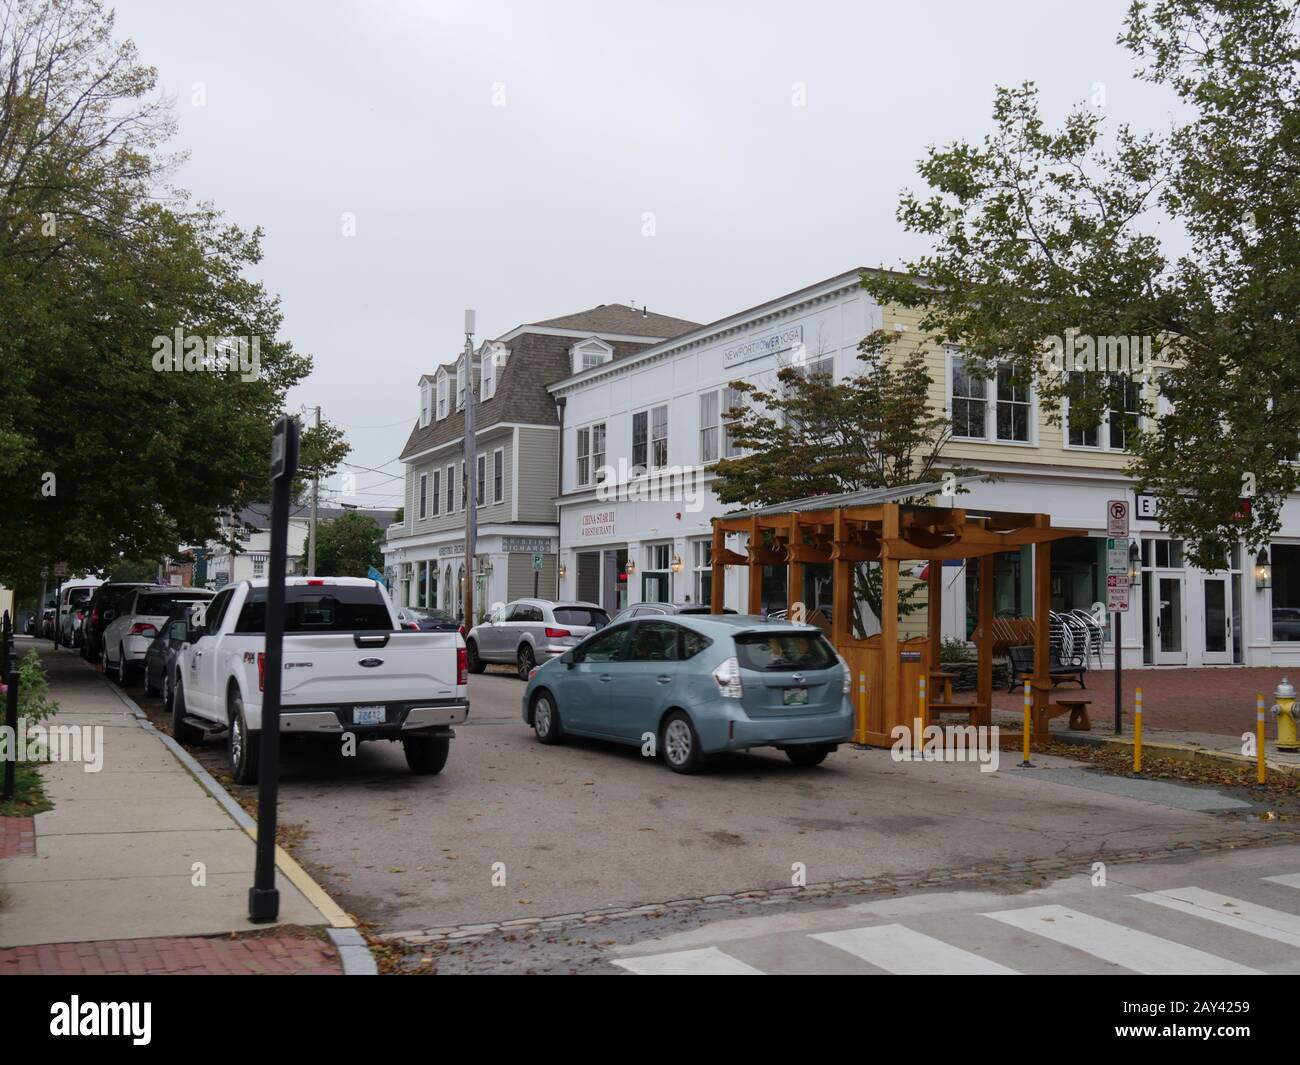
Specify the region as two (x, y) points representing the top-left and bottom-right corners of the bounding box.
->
(353, 705), (386, 725)
(783, 687), (809, 706)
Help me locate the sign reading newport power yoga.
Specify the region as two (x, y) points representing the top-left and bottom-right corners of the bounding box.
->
(721, 324), (804, 368)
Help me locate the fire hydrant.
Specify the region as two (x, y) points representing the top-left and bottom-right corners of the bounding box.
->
(1271, 678), (1299, 751)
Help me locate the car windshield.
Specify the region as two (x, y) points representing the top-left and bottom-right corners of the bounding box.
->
(408, 608), (453, 621)
(553, 607), (609, 629)
(733, 632), (837, 672)
(235, 585), (392, 633)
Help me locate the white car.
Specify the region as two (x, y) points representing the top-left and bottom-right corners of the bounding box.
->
(172, 577), (468, 783)
(465, 598), (609, 679)
(102, 587), (213, 685)
(56, 578), (102, 647)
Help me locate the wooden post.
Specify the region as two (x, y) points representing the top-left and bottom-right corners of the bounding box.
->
(711, 522), (725, 615)
(927, 555), (942, 684)
(787, 515), (803, 619)
(747, 515), (763, 615)
(1033, 540), (1052, 733)
(832, 511), (850, 650)
(881, 505), (900, 736)
(977, 554), (994, 727)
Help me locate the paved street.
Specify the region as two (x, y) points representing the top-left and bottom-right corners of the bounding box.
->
(602, 843), (1300, 976)
(124, 661), (1292, 948)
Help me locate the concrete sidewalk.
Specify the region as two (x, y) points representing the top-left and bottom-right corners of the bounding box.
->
(0, 641), (369, 973)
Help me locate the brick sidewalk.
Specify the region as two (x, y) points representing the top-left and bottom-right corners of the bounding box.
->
(0, 817), (34, 858)
(988, 665), (1295, 737)
(0, 929), (344, 975)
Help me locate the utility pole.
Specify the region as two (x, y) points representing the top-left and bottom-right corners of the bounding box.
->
(307, 405), (321, 575)
(462, 311), (477, 627)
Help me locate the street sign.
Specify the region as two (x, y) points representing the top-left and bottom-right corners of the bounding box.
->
(53, 562), (67, 577)
(532, 554), (544, 572)
(1106, 537), (1129, 576)
(1106, 574), (1130, 612)
(1107, 499), (1129, 536)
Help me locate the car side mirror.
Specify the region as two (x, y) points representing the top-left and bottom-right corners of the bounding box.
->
(560, 650), (575, 667)
(103, 610), (116, 622)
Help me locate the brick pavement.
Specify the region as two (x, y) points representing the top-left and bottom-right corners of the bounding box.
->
(0, 929), (344, 975)
(0, 817), (34, 858)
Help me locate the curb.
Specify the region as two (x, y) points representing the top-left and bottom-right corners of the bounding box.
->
(95, 665), (372, 972)
(1052, 730), (1300, 776)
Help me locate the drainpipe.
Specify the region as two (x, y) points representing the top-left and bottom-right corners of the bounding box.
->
(555, 395), (566, 598)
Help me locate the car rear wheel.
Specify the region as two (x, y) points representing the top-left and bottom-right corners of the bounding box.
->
(786, 745), (832, 767)
(662, 711), (705, 774)
(532, 692), (562, 744)
(466, 640), (486, 674)
(403, 735), (450, 774)
(516, 644), (535, 681)
(115, 645), (130, 686)
(228, 691), (260, 785)
(171, 678), (203, 745)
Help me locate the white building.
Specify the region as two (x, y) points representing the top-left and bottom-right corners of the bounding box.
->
(549, 267), (1300, 671)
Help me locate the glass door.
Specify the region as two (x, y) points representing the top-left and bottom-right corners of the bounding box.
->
(1154, 573), (1186, 664)
(1202, 575), (1232, 665)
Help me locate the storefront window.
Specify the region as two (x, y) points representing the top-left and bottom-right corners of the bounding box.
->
(1272, 544), (1300, 641)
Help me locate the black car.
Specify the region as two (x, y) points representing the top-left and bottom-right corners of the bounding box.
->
(81, 582), (157, 664)
(395, 606), (463, 633)
(610, 602), (738, 623)
(143, 609), (198, 712)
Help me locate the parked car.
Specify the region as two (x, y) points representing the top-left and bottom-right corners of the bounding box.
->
(172, 577), (468, 783)
(57, 579), (102, 647)
(40, 607), (56, 640)
(395, 606), (462, 633)
(143, 600), (209, 709)
(104, 587), (214, 685)
(466, 599), (610, 679)
(521, 614), (853, 773)
(81, 582), (157, 664)
(611, 602), (738, 623)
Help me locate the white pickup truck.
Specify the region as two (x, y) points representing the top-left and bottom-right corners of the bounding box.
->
(172, 577), (468, 784)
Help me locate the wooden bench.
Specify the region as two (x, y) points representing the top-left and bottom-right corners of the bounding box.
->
(929, 702), (989, 727)
(1006, 645), (1086, 693)
(1042, 697), (1092, 732)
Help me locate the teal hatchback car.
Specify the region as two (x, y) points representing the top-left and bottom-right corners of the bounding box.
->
(520, 614), (853, 773)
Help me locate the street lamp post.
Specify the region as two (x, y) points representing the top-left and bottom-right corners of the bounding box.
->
(462, 310), (477, 630)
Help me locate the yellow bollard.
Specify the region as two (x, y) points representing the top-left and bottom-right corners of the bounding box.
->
(1134, 687), (1143, 774)
(857, 671), (866, 744)
(1257, 693), (1267, 785)
(1021, 680), (1032, 766)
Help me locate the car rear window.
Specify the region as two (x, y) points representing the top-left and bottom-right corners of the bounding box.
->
(65, 587), (95, 605)
(235, 585), (392, 633)
(733, 631), (838, 672)
(138, 593), (209, 615)
(553, 607), (609, 628)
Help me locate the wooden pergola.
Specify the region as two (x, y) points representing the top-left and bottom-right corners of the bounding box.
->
(710, 482), (1086, 747)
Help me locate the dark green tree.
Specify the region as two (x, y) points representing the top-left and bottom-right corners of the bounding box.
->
(302, 511), (384, 578)
(861, 0), (1300, 567)
(0, 0), (313, 587)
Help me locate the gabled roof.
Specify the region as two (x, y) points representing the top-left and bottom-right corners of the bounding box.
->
(527, 303), (698, 338)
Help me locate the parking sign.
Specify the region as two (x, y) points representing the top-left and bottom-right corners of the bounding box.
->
(1107, 500), (1128, 536)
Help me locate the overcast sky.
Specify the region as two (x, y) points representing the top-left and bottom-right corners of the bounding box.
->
(112, 0), (1181, 508)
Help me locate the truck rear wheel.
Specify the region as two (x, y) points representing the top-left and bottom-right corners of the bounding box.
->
(228, 690), (260, 785)
(403, 735), (450, 775)
(171, 678), (204, 746)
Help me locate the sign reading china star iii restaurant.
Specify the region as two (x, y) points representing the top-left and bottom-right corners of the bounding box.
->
(580, 510), (616, 538)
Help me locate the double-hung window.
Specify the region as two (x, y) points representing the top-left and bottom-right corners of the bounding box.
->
(950, 354), (1031, 443)
(632, 411), (648, 471)
(476, 454), (486, 507)
(722, 387), (744, 457)
(650, 404), (668, 469)
(1065, 372), (1142, 451)
(445, 464), (454, 512)
(418, 473), (428, 520)
(699, 392), (719, 464)
(431, 469), (440, 516)
(493, 449), (503, 503)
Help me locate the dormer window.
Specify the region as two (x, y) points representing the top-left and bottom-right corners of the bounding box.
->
(481, 345), (504, 400)
(436, 373), (448, 420)
(419, 381), (432, 427)
(571, 337), (614, 375)
(457, 357), (467, 409)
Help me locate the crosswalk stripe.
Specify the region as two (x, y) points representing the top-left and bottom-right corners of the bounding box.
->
(983, 904), (1261, 974)
(1262, 872), (1300, 892)
(1138, 886), (1300, 948)
(610, 947), (765, 975)
(811, 924), (1019, 975)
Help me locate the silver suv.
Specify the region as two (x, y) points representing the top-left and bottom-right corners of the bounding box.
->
(466, 599), (609, 679)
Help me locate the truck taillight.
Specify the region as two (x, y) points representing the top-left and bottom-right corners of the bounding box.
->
(544, 627), (571, 638)
(257, 652), (266, 692)
(457, 647), (468, 686)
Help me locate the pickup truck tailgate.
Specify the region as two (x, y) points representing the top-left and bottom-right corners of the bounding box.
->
(278, 631), (462, 705)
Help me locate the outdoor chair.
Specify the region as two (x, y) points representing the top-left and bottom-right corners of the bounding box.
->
(1006, 644), (1087, 692)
